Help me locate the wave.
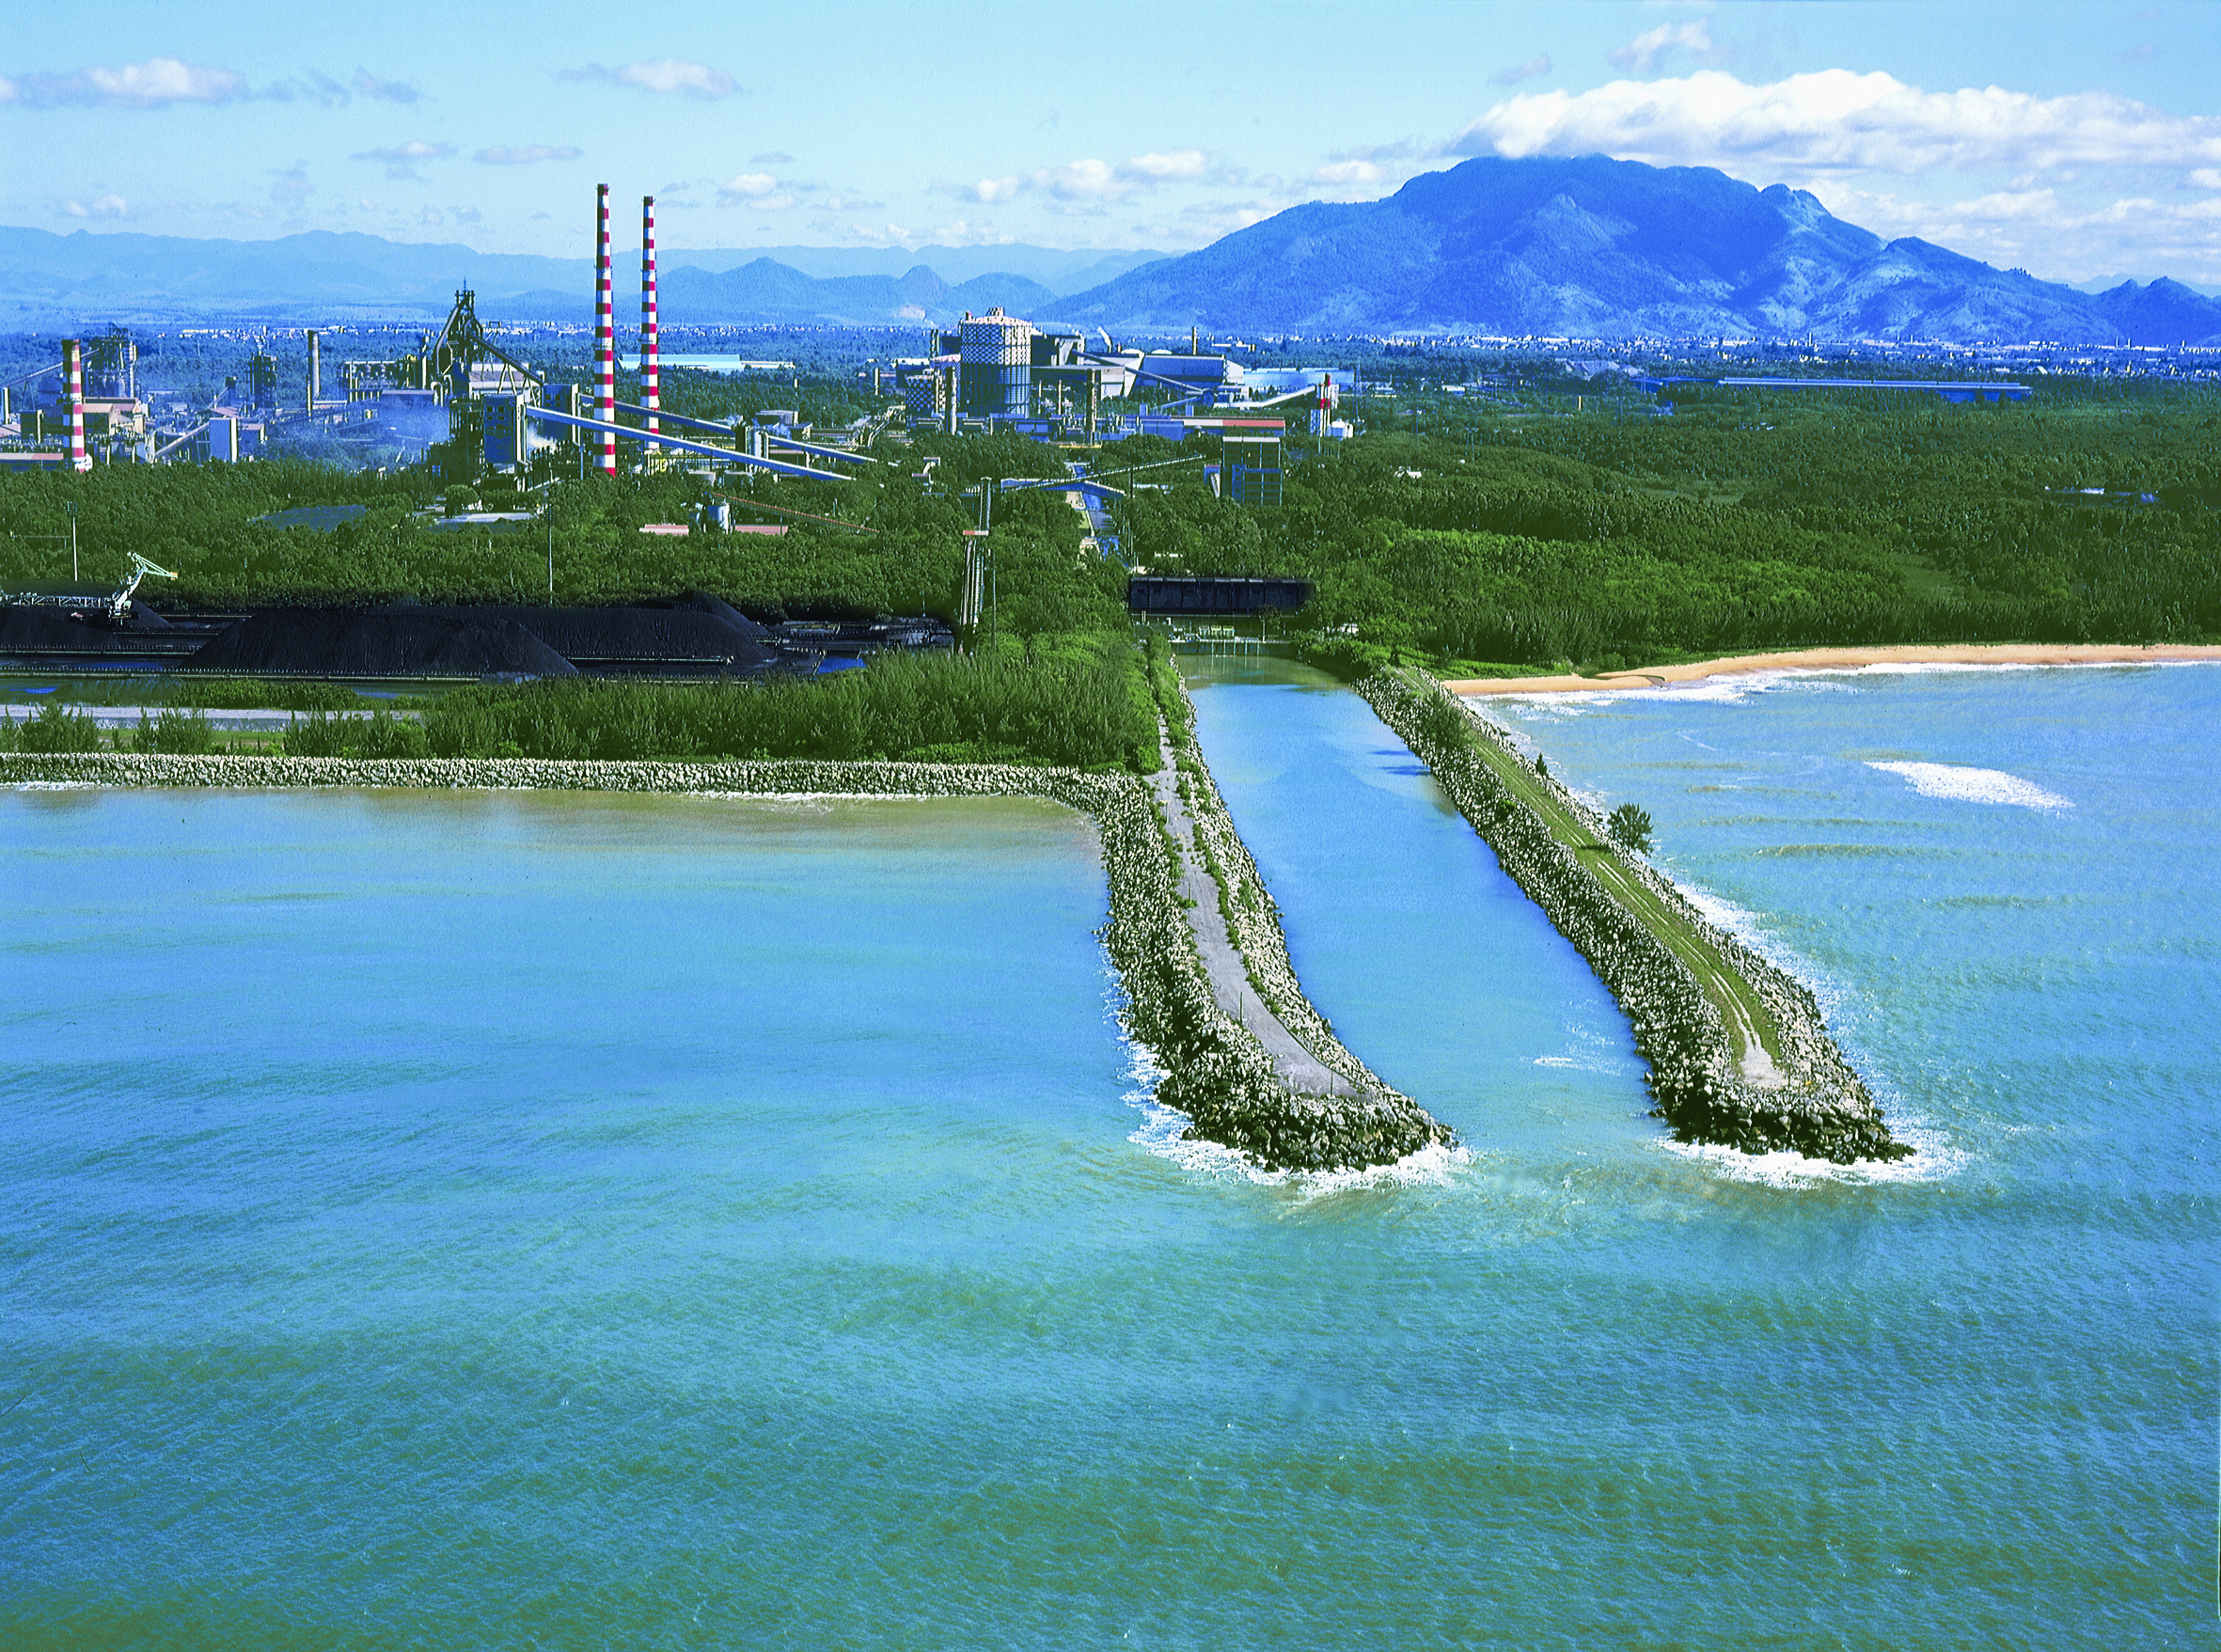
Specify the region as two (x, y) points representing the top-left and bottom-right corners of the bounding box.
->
(1660, 1113), (1966, 1188)
(1867, 760), (2071, 810)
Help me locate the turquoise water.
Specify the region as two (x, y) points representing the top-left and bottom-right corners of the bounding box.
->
(5, 658), (2215, 1647)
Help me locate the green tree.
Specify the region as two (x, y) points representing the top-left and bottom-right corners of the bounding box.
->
(1608, 803), (1654, 855)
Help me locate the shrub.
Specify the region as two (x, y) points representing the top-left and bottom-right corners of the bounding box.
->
(131, 709), (216, 754)
(18, 702), (103, 753)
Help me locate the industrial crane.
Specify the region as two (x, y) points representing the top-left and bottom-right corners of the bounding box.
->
(107, 554), (180, 623)
(0, 552), (178, 626)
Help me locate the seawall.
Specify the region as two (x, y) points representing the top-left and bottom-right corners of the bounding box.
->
(1357, 670), (1906, 1163)
(1, 749), (1442, 1175)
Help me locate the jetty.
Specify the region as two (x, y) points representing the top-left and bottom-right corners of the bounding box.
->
(1360, 668), (1905, 1163)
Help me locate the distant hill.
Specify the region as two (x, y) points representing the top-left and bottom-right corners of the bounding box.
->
(0, 227), (1152, 325)
(1056, 154), (2221, 345)
(8, 165), (2217, 343)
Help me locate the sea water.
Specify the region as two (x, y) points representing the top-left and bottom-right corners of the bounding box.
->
(3, 659), (2214, 1648)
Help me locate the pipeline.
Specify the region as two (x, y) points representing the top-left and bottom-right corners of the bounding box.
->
(524, 405), (849, 481)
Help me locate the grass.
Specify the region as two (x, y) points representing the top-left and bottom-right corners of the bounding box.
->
(1407, 668), (1784, 1067)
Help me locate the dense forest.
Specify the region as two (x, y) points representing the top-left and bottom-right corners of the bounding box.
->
(4, 350), (2216, 713)
(1106, 372), (2221, 675)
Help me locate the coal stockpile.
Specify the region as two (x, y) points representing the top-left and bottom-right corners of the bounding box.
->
(0, 603), (210, 659)
(665, 590), (773, 641)
(386, 603), (789, 674)
(184, 612), (579, 679)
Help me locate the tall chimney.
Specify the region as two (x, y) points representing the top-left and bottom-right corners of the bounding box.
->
(307, 329), (322, 411)
(63, 339), (88, 472)
(640, 196), (659, 439)
(594, 183), (617, 476)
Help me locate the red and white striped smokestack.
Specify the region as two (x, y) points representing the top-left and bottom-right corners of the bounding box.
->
(63, 338), (88, 472)
(593, 183), (617, 476)
(640, 196), (659, 439)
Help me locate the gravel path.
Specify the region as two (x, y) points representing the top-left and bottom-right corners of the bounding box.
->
(1147, 727), (1354, 1097)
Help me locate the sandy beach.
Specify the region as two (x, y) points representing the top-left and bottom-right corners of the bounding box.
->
(1444, 643), (2221, 696)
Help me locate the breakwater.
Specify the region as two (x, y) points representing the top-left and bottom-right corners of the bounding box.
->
(1358, 670), (1905, 1162)
(1, 749), (1439, 1174)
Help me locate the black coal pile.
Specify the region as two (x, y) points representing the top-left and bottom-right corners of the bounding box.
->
(184, 612), (579, 678)
(2, 603), (197, 655)
(385, 603), (788, 673)
(664, 590), (773, 641)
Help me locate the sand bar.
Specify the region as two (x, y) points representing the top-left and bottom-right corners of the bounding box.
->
(1446, 643), (2221, 696)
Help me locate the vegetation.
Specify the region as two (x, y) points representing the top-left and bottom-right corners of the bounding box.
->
(406, 643), (1154, 768)
(5, 346), (2214, 766)
(1106, 369), (2221, 676)
(0, 701), (102, 752)
(1608, 803), (1654, 856)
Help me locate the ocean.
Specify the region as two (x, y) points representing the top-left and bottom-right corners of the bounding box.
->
(3, 660), (2213, 1647)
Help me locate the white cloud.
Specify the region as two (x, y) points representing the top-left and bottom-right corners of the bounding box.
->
(1608, 21), (1727, 73)
(717, 171), (794, 209)
(1491, 55), (1552, 87)
(961, 150), (1213, 207)
(353, 70), (419, 105)
(6, 56), (246, 107)
(1033, 159), (1131, 200)
(752, 150), (794, 165)
(561, 59), (736, 99)
(1815, 181), (2221, 283)
(2191, 168), (2221, 189)
(62, 195), (130, 218)
(931, 219), (1016, 247)
(1118, 149), (1207, 181)
(354, 140), (455, 163)
(1312, 159), (1385, 187)
(1449, 70), (2221, 179)
(352, 139), (455, 181)
(475, 145), (582, 165)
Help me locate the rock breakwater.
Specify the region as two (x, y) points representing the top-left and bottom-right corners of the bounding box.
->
(2, 749), (1441, 1174)
(1358, 671), (1905, 1163)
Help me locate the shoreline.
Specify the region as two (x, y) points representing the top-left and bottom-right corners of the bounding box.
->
(1444, 642), (2221, 697)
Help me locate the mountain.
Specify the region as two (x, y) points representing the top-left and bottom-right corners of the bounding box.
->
(671, 244), (1164, 293)
(0, 226), (1153, 323)
(0, 228), (587, 321)
(1055, 154), (2221, 344)
(495, 262), (1062, 326)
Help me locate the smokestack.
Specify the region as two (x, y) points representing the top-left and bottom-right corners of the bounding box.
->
(594, 183), (617, 476)
(63, 338), (88, 472)
(640, 196), (659, 438)
(307, 329), (322, 411)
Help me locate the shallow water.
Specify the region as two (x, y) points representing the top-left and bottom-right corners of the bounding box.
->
(4, 658), (2214, 1648)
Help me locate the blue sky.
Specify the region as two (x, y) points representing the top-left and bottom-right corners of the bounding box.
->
(7, 1), (2219, 283)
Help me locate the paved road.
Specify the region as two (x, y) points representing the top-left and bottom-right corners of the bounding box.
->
(1148, 729), (1353, 1097)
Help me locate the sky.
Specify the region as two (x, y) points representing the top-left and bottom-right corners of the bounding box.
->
(6, 0), (2219, 285)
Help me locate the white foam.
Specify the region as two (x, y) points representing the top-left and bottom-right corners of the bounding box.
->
(1660, 1115), (1966, 1188)
(1125, 1097), (1473, 1196)
(1867, 761), (2070, 810)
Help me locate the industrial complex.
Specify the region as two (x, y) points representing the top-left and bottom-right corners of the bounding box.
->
(0, 182), (1357, 499)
